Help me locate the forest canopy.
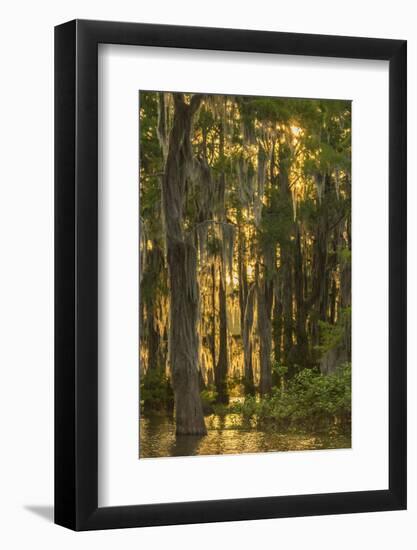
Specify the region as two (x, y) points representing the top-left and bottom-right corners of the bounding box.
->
(139, 91), (351, 454)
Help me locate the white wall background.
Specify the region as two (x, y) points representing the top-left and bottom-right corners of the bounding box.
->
(0, 0), (415, 548)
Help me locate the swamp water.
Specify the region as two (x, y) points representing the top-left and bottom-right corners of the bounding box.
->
(139, 412), (351, 458)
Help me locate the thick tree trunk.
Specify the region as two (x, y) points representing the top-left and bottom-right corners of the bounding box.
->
(340, 231), (351, 312)
(243, 283), (255, 395)
(143, 245), (163, 372)
(340, 226), (352, 360)
(310, 214), (329, 348)
(214, 124), (229, 404)
(294, 226), (308, 363)
(258, 283), (272, 395)
(281, 249), (293, 365)
(215, 263), (229, 403)
(146, 304), (159, 372)
(256, 262), (273, 395)
(329, 275), (337, 324)
(238, 230), (248, 336)
(238, 230), (255, 395)
(210, 261), (216, 380)
(161, 93), (207, 435)
(168, 239), (207, 434)
(142, 256), (162, 413)
(273, 278), (283, 364)
(278, 143), (294, 369)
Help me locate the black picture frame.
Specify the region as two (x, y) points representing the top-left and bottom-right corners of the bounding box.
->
(55, 19), (407, 531)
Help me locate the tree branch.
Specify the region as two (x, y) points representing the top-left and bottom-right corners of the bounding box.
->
(189, 93), (205, 115)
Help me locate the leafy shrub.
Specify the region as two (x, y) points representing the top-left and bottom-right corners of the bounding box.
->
(200, 386), (218, 414)
(230, 363), (351, 432)
(317, 307), (351, 354)
(140, 369), (174, 414)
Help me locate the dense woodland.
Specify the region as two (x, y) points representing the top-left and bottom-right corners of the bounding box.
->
(139, 91), (351, 440)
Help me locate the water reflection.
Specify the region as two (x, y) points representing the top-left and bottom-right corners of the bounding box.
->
(139, 413), (351, 458)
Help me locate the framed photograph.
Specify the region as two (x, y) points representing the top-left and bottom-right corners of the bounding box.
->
(55, 19), (406, 530)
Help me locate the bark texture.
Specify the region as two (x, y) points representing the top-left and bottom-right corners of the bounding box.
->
(161, 94), (207, 435)
(215, 263), (229, 403)
(243, 283), (256, 395)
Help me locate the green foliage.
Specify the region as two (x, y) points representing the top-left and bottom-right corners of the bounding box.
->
(227, 374), (245, 396)
(229, 364), (351, 431)
(317, 307), (351, 354)
(140, 369), (174, 414)
(272, 362), (288, 378)
(139, 92), (162, 175)
(317, 319), (344, 354)
(197, 105), (215, 131)
(339, 247), (351, 265)
(141, 251), (163, 302)
(200, 386), (218, 407)
(288, 364), (351, 420)
(200, 385), (220, 415)
(140, 177), (160, 221)
(260, 192), (294, 248)
(139, 92), (164, 241)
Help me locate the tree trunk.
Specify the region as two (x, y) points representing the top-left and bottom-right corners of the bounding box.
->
(214, 122), (229, 403)
(215, 262), (229, 403)
(278, 143), (294, 369)
(146, 303), (159, 372)
(161, 93), (207, 435)
(238, 230), (248, 337)
(258, 281), (272, 395)
(294, 225), (308, 363)
(273, 277), (283, 364)
(210, 261), (216, 380)
(281, 248), (293, 366)
(243, 283), (255, 395)
(310, 211), (329, 348)
(329, 275), (337, 324)
(340, 224), (352, 360)
(143, 245), (163, 372)
(255, 262), (273, 395)
(238, 230), (254, 395)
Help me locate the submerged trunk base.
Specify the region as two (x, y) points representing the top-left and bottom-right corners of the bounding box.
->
(175, 391), (208, 436)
